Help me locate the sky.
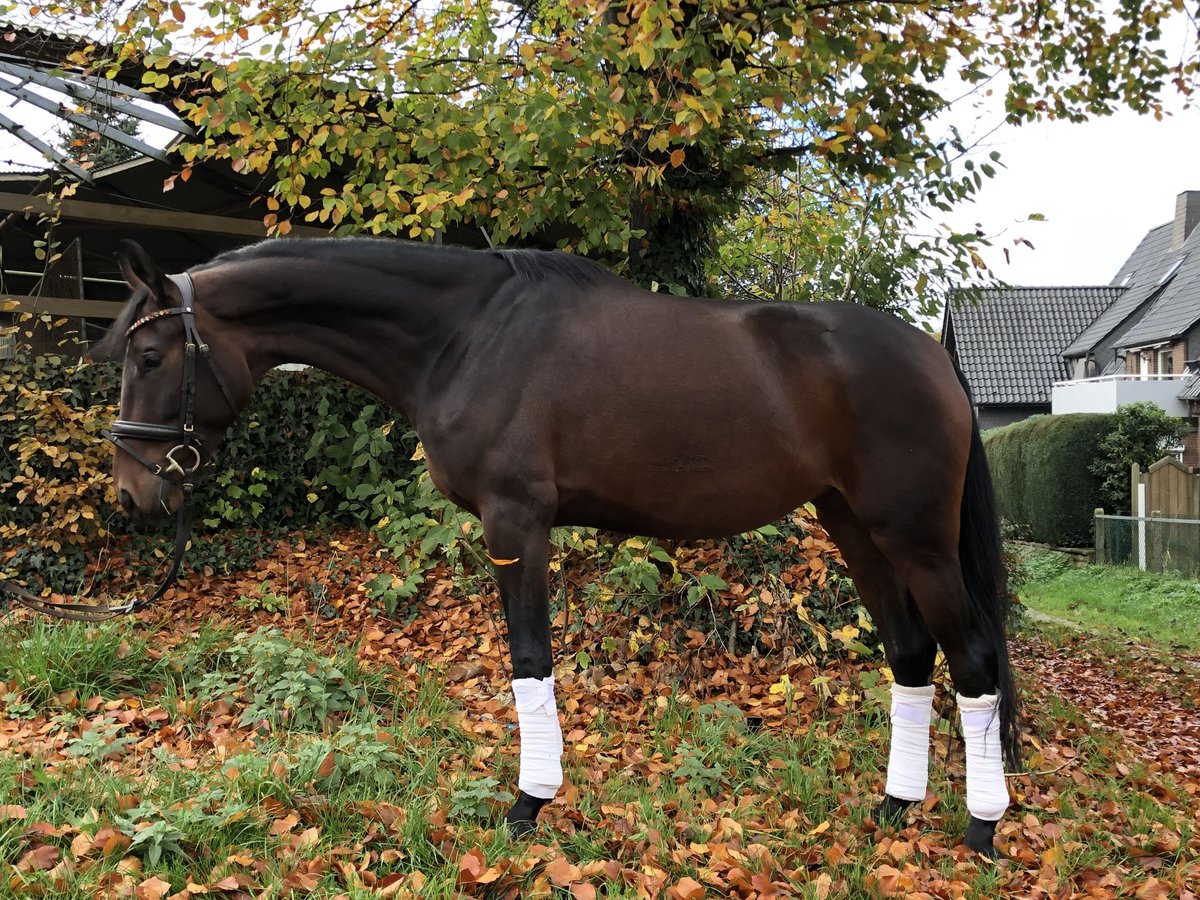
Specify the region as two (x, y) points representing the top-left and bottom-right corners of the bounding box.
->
(941, 103), (1199, 288)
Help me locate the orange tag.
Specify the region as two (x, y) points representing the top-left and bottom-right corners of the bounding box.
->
(488, 555), (521, 566)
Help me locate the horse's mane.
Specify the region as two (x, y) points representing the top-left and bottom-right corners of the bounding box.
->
(196, 237), (612, 287)
(87, 239), (612, 359)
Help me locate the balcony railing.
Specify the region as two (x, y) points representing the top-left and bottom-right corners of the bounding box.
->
(1051, 373), (1192, 416)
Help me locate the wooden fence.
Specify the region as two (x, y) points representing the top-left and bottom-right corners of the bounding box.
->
(1131, 456), (1200, 520)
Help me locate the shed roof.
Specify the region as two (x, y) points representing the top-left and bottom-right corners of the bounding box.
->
(945, 286), (1123, 405)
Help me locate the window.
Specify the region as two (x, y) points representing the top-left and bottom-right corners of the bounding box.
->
(1158, 349), (1174, 376)
(1158, 256), (1185, 285)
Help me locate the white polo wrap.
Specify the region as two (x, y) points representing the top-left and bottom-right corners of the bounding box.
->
(957, 692), (1010, 821)
(885, 682), (935, 803)
(513, 675), (564, 799)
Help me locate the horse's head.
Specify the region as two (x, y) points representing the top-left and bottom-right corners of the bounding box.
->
(90, 241), (245, 520)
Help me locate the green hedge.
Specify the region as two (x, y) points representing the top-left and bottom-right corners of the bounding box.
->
(983, 413), (1114, 547)
(0, 354), (418, 538)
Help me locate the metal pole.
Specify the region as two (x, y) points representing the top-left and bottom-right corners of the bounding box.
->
(1137, 482), (1147, 571)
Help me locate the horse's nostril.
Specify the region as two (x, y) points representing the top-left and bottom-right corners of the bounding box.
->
(119, 489), (135, 514)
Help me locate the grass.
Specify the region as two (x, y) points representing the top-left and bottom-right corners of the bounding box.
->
(1011, 544), (1200, 652)
(1, 597), (1196, 897)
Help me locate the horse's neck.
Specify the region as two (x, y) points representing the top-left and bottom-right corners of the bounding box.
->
(208, 254), (499, 424)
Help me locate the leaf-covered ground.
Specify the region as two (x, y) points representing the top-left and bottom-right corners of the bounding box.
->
(1, 531), (1197, 899)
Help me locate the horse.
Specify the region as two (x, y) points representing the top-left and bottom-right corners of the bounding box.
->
(90, 237), (1018, 855)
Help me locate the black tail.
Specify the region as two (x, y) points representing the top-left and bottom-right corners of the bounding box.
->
(953, 363), (1020, 770)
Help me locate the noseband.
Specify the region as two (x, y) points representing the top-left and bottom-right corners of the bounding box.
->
(0, 272), (237, 621)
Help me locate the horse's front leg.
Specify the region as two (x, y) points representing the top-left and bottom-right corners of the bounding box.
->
(479, 494), (560, 836)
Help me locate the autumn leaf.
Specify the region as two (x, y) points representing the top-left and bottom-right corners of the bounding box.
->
(136, 875), (173, 900)
(457, 847), (488, 886)
(668, 876), (705, 899)
(545, 856), (582, 887)
(316, 750), (336, 779)
(16, 845), (60, 873)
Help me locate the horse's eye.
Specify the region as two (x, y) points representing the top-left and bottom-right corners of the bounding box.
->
(142, 352), (161, 371)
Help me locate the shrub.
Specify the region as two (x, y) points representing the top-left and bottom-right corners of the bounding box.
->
(0, 353), (418, 559)
(198, 627), (368, 730)
(984, 414), (1114, 546)
(1090, 402), (1190, 515)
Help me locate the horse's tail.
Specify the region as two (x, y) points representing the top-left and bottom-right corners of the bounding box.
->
(953, 362), (1020, 770)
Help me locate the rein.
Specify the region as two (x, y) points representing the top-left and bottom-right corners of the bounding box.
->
(0, 273), (236, 622)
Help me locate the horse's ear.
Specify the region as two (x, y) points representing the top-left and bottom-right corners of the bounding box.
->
(116, 240), (174, 308)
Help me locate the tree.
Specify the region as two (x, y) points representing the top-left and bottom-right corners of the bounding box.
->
(55, 101), (142, 172)
(37, 0), (1200, 310)
(1090, 403), (1191, 515)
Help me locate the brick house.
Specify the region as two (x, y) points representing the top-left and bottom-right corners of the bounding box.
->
(944, 190), (1200, 459)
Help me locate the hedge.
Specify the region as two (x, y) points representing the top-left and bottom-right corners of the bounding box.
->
(983, 413), (1114, 547)
(0, 353), (419, 549)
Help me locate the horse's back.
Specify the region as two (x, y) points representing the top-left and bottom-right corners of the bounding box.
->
(425, 285), (971, 538)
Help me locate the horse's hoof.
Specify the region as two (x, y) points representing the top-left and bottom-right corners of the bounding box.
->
(963, 816), (999, 858)
(876, 794), (917, 826)
(505, 791), (550, 838)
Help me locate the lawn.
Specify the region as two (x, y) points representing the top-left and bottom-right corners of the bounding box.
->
(1011, 544), (1200, 654)
(0, 532), (1196, 898)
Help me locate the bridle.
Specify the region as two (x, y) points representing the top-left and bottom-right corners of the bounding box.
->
(102, 273), (238, 489)
(0, 272), (238, 621)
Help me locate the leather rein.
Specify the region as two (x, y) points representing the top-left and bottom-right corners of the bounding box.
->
(0, 273), (237, 622)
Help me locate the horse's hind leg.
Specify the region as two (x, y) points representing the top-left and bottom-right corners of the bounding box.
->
(871, 535), (1011, 856)
(815, 491), (938, 825)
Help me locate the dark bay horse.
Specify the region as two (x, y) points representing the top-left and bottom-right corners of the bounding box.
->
(91, 238), (1018, 854)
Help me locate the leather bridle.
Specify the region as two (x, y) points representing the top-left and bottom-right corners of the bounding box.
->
(0, 272), (238, 621)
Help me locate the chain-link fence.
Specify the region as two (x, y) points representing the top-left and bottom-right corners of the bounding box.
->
(1095, 512), (1200, 576)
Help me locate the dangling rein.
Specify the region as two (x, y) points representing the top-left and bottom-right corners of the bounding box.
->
(0, 274), (234, 623)
(0, 505), (193, 622)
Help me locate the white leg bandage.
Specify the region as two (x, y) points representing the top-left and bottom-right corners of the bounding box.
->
(885, 683), (935, 803)
(958, 692), (1009, 821)
(513, 676), (564, 800)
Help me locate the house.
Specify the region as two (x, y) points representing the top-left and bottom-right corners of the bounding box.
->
(941, 285), (1121, 430)
(944, 190), (1200, 455)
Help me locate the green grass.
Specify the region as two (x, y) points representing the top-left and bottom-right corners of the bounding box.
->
(1, 613), (1196, 898)
(1012, 546), (1200, 652)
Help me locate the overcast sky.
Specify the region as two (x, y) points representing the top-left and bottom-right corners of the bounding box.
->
(941, 104), (1199, 288)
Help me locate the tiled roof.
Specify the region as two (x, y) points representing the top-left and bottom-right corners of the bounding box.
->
(1178, 373), (1200, 401)
(945, 286), (1123, 405)
(1062, 223), (1173, 357)
(1112, 224), (1200, 348)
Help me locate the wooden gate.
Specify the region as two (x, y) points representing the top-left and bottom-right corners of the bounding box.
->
(1131, 457), (1200, 519)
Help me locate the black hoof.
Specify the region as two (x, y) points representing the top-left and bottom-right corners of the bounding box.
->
(876, 794), (917, 826)
(505, 790), (550, 838)
(963, 816), (999, 858)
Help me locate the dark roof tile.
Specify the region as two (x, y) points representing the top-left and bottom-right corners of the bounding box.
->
(1112, 224), (1200, 348)
(945, 286), (1122, 405)
(1062, 223), (1173, 357)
